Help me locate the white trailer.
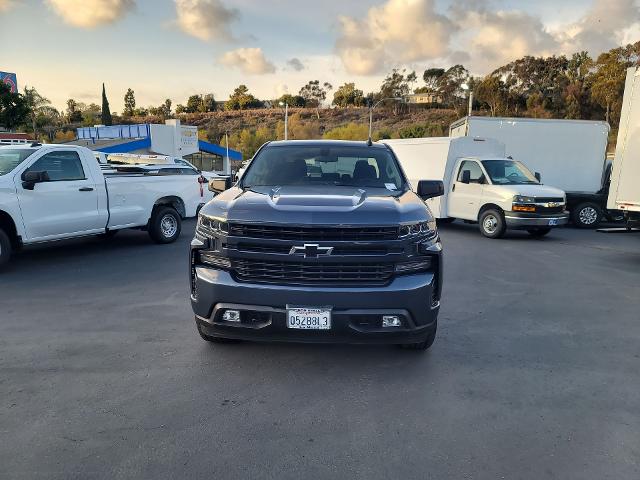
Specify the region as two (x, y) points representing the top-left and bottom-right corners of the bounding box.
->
(450, 116), (614, 227)
(608, 66), (640, 229)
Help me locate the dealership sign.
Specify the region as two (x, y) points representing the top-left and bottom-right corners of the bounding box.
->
(0, 72), (18, 93)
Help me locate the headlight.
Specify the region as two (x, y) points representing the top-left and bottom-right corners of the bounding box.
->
(399, 220), (437, 238)
(197, 215), (228, 237)
(513, 195), (535, 203)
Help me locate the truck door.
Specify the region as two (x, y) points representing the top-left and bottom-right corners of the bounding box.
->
(448, 160), (485, 220)
(15, 150), (103, 241)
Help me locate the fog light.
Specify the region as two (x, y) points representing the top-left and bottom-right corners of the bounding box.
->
(222, 310), (241, 322)
(382, 315), (402, 327)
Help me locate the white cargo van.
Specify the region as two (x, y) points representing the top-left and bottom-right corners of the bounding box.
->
(382, 137), (568, 238)
(450, 116), (614, 228)
(608, 67), (640, 229)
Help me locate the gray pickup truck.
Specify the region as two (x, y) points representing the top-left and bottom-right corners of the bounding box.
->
(190, 140), (444, 350)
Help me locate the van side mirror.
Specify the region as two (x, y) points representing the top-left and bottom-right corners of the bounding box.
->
(417, 180), (444, 200)
(460, 170), (471, 184)
(21, 170), (49, 190)
(208, 176), (233, 193)
(534, 172), (541, 182)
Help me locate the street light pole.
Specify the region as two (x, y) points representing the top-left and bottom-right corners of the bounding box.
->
(225, 131), (230, 175)
(279, 101), (289, 140)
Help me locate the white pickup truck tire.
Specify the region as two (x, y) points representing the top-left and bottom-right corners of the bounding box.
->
(148, 207), (182, 244)
(0, 228), (12, 268)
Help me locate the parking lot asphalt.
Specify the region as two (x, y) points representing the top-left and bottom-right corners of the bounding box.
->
(1, 220), (639, 479)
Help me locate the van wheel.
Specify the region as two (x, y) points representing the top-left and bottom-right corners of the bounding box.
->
(149, 206), (182, 244)
(400, 322), (437, 351)
(527, 228), (551, 237)
(479, 209), (506, 238)
(572, 202), (603, 228)
(0, 229), (12, 269)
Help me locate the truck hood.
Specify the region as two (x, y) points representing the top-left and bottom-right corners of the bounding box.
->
(497, 184), (566, 199)
(200, 185), (433, 225)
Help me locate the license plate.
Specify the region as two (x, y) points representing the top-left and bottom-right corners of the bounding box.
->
(287, 307), (331, 330)
(548, 219), (559, 226)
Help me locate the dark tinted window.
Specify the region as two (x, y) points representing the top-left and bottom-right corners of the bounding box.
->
(26, 151), (85, 181)
(243, 145), (405, 190)
(457, 160), (484, 184)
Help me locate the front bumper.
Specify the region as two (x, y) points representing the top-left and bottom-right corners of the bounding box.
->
(504, 211), (569, 229)
(191, 268), (440, 344)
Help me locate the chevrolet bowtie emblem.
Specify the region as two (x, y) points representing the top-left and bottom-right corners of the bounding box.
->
(289, 244), (334, 258)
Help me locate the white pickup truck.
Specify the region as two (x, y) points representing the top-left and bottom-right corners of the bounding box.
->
(0, 143), (209, 267)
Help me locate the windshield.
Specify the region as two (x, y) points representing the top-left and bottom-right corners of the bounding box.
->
(0, 149), (36, 176)
(481, 159), (539, 185)
(242, 145), (405, 191)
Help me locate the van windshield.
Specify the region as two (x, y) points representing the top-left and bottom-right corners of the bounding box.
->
(242, 145), (405, 191)
(0, 149), (36, 176)
(481, 159), (539, 185)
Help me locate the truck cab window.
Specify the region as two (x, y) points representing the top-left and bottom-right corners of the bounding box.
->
(457, 160), (484, 184)
(26, 151), (85, 181)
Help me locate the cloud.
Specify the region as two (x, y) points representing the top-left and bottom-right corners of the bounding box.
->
(219, 47), (276, 74)
(454, 8), (560, 73)
(335, 0), (455, 75)
(558, 0), (640, 54)
(287, 58), (305, 71)
(45, 0), (134, 28)
(0, 0), (17, 12)
(174, 0), (239, 41)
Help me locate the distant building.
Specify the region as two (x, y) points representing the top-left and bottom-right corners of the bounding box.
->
(0, 132), (33, 145)
(405, 93), (443, 105)
(72, 119), (241, 174)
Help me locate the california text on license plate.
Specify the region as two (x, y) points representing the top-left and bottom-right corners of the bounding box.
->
(287, 307), (331, 330)
(548, 219), (559, 226)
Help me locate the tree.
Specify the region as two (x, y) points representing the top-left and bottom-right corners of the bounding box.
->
(323, 123), (368, 141)
(162, 98), (172, 117)
(299, 80), (333, 118)
(123, 88), (136, 116)
(225, 85), (262, 110)
(475, 76), (507, 116)
(201, 93), (216, 112)
(175, 104), (186, 114)
(332, 83), (365, 107)
(378, 69), (412, 100)
(186, 94), (202, 113)
(81, 103), (101, 126)
(66, 99), (83, 123)
(0, 82), (29, 130)
(422, 68), (445, 91)
(101, 83), (112, 126)
(438, 65), (470, 106)
(276, 94), (306, 107)
(22, 86), (51, 139)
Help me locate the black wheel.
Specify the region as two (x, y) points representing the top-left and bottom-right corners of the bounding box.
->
(197, 323), (241, 343)
(572, 202), (603, 228)
(400, 322), (437, 351)
(0, 228), (12, 269)
(479, 209), (506, 238)
(437, 217), (455, 225)
(527, 228), (551, 237)
(148, 206), (182, 244)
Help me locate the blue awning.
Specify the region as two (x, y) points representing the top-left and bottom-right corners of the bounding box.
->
(99, 137), (152, 153)
(198, 140), (242, 160)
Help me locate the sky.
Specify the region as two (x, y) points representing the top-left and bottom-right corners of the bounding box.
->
(1, 0), (639, 113)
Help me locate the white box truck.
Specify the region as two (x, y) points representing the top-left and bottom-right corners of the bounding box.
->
(450, 116), (615, 228)
(382, 137), (568, 239)
(608, 67), (640, 229)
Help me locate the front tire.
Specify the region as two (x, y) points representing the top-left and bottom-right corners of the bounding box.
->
(572, 202), (603, 228)
(527, 228), (551, 237)
(0, 228), (12, 269)
(479, 209), (506, 238)
(148, 206), (182, 244)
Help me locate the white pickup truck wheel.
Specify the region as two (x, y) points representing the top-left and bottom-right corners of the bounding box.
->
(149, 207), (182, 244)
(0, 229), (12, 268)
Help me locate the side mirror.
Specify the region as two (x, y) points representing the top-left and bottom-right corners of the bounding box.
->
(534, 172), (541, 182)
(21, 170), (49, 190)
(460, 170), (471, 184)
(417, 180), (444, 200)
(208, 176), (232, 193)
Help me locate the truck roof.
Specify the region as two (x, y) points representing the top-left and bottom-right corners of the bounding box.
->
(451, 115), (609, 130)
(266, 140), (390, 150)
